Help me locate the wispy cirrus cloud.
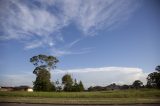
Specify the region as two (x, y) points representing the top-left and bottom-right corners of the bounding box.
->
(0, 0), (66, 47)
(0, 0), (141, 55)
(51, 39), (93, 56)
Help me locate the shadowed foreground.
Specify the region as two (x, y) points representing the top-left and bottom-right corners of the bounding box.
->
(0, 103), (160, 106)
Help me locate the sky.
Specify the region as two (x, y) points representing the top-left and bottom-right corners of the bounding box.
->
(0, 0), (160, 88)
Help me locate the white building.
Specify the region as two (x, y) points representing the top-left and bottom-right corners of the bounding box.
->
(27, 88), (33, 92)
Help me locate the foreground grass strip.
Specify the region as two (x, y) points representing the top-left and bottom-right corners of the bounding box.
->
(0, 89), (160, 104)
(0, 97), (160, 104)
(0, 89), (160, 98)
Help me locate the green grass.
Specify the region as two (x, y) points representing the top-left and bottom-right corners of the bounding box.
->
(0, 89), (160, 98)
(0, 89), (160, 104)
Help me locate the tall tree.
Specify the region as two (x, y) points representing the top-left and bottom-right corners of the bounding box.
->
(72, 79), (79, 91)
(78, 80), (84, 91)
(72, 79), (84, 92)
(132, 80), (143, 89)
(147, 65), (160, 89)
(30, 54), (58, 91)
(62, 74), (73, 91)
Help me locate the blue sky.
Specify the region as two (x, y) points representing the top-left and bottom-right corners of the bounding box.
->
(0, 0), (160, 87)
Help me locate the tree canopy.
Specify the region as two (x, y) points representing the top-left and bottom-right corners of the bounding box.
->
(132, 80), (143, 89)
(62, 74), (73, 91)
(155, 65), (160, 72)
(30, 54), (58, 75)
(147, 66), (160, 89)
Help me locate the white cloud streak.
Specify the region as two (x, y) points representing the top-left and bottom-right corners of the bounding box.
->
(0, 67), (148, 88)
(52, 67), (148, 88)
(0, 0), (141, 55)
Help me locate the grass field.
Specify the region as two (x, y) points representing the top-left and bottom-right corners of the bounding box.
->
(0, 89), (160, 104)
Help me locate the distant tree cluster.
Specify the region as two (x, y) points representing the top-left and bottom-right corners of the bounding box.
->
(88, 81), (144, 91)
(62, 74), (84, 92)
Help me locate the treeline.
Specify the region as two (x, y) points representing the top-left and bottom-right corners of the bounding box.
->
(88, 80), (144, 91)
(30, 54), (160, 92)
